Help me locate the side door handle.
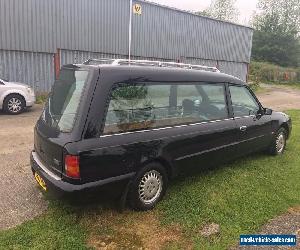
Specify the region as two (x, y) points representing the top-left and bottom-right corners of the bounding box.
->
(240, 126), (247, 132)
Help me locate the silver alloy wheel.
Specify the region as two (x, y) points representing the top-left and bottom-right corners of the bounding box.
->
(276, 132), (285, 154)
(7, 97), (22, 113)
(138, 170), (163, 205)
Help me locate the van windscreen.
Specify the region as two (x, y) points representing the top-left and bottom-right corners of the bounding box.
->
(42, 68), (89, 132)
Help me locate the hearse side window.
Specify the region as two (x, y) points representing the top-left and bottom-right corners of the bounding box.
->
(229, 85), (260, 117)
(103, 83), (228, 135)
(178, 84), (228, 121)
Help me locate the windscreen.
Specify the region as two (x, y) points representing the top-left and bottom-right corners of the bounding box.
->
(42, 68), (89, 132)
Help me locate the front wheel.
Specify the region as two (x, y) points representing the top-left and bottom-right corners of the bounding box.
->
(268, 127), (287, 155)
(3, 94), (25, 114)
(129, 163), (168, 211)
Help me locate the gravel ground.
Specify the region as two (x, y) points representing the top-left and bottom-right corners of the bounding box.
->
(0, 105), (47, 230)
(257, 84), (300, 111)
(237, 207), (300, 250)
(0, 84), (300, 233)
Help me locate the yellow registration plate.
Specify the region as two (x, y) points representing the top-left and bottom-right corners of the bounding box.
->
(34, 172), (47, 191)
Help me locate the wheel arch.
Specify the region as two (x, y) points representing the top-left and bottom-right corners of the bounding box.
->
(140, 157), (177, 180)
(280, 122), (290, 139)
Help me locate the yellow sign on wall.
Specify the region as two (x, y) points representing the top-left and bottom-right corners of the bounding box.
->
(133, 3), (142, 15)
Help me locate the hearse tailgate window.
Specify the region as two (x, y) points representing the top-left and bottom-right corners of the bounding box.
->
(43, 69), (89, 132)
(103, 83), (228, 135)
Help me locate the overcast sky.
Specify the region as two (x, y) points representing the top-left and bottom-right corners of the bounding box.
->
(149, 0), (258, 25)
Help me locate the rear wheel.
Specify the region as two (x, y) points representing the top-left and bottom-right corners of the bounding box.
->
(3, 94), (25, 114)
(129, 163), (168, 211)
(268, 127), (287, 155)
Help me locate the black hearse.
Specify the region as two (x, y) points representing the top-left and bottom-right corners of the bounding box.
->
(31, 59), (292, 210)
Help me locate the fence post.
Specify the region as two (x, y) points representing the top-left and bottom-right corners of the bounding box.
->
(216, 60), (219, 70)
(246, 63), (250, 83)
(54, 48), (60, 79)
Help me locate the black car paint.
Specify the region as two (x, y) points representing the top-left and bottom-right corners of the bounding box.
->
(31, 65), (292, 196)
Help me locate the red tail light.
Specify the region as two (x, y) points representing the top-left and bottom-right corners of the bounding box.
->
(65, 155), (80, 179)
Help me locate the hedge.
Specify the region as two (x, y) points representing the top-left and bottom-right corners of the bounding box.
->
(249, 61), (300, 83)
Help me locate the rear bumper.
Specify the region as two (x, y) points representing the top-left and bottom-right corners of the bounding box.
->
(30, 151), (135, 198)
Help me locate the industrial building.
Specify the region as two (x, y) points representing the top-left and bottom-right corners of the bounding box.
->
(0, 0), (253, 92)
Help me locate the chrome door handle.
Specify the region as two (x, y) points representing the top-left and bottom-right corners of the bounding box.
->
(240, 126), (247, 132)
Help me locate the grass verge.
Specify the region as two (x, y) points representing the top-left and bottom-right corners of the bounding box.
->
(0, 202), (88, 250)
(0, 110), (299, 249)
(35, 94), (48, 104)
(248, 82), (265, 94)
(159, 110), (300, 248)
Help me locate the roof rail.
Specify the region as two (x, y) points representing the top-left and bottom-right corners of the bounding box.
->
(82, 58), (220, 73)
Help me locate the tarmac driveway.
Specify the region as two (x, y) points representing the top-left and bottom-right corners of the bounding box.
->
(0, 84), (300, 231)
(0, 105), (47, 230)
(257, 84), (300, 111)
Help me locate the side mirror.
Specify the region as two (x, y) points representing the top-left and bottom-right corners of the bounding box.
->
(264, 108), (273, 115)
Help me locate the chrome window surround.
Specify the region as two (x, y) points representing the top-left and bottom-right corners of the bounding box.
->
(100, 117), (236, 138)
(100, 109), (256, 138)
(234, 114), (256, 119)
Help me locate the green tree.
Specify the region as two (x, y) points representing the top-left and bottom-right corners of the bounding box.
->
(251, 0), (300, 67)
(198, 0), (239, 22)
(255, 0), (300, 34)
(195, 10), (212, 18)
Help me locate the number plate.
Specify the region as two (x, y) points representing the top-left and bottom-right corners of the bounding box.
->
(34, 172), (47, 191)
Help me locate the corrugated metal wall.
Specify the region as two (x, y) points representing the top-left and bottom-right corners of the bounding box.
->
(0, 0), (253, 63)
(0, 0), (129, 55)
(0, 50), (55, 92)
(0, 0), (253, 91)
(60, 50), (248, 81)
(132, 1), (253, 62)
(218, 61), (248, 81)
(60, 50), (172, 66)
(60, 50), (127, 66)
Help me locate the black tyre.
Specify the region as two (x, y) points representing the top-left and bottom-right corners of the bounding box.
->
(3, 94), (25, 114)
(268, 127), (287, 155)
(129, 162), (168, 211)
